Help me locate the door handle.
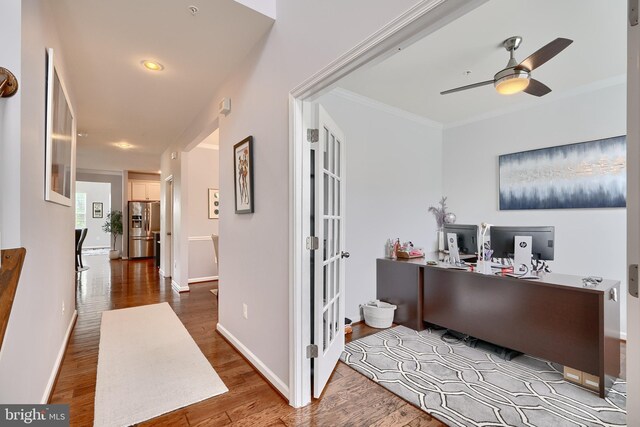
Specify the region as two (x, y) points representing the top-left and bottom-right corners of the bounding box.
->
(341, 251), (350, 259)
(167, 232), (172, 236)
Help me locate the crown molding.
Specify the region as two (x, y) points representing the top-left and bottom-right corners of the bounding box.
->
(331, 88), (443, 130)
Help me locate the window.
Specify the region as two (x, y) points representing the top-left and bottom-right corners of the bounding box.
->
(76, 192), (87, 228)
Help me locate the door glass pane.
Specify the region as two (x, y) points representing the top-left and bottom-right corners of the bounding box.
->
(330, 135), (336, 174)
(323, 173), (329, 215)
(323, 265), (327, 305)
(329, 262), (334, 300)
(336, 181), (341, 215)
(323, 309), (329, 351)
(334, 297), (340, 335)
(329, 304), (335, 344)
(323, 219), (329, 261)
(336, 219), (341, 258)
(335, 258), (340, 300)
(323, 127), (329, 171)
(336, 139), (341, 177)
(331, 177), (336, 216)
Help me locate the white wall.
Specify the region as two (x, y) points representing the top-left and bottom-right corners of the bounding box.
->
(0, 0), (22, 248)
(187, 137), (220, 282)
(318, 90), (443, 321)
(76, 181), (111, 248)
(0, 0), (77, 403)
(168, 0), (422, 395)
(443, 82), (628, 335)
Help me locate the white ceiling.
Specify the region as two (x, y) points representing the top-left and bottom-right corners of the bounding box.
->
(50, 0), (274, 172)
(339, 0), (626, 125)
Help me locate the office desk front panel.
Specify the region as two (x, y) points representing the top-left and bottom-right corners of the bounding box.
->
(376, 258), (621, 398)
(422, 268), (600, 374)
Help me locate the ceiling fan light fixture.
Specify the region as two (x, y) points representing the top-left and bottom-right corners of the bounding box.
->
(494, 70), (530, 95)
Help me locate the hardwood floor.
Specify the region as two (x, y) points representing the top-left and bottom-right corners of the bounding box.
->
(50, 255), (443, 427)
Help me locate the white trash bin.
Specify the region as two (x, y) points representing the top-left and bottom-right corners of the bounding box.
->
(362, 300), (397, 328)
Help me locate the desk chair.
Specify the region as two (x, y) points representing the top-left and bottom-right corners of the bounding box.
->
(76, 228), (88, 271)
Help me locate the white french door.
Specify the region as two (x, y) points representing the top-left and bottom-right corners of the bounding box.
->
(626, 3), (639, 424)
(312, 105), (347, 398)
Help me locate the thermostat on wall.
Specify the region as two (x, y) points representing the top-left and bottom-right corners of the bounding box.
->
(219, 98), (231, 116)
(171, 151), (178, 160)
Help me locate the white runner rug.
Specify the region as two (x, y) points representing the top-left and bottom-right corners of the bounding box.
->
(94, 302), (228, 427)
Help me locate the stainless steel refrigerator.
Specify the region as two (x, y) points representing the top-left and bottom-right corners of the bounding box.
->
(129, 201), (160, 258)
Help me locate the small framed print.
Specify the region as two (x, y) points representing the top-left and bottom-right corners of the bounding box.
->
(208, 188), (220, 219)
(233, 136), (254, 214)
(92, 202), (103, 218)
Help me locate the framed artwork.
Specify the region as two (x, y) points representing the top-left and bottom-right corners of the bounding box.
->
(499, 135), (626, 210)
(233, 136), (254, 214)
(45, 48), (76, 206)
(92, 202), (103, 218)
(208, 188), (220, 219)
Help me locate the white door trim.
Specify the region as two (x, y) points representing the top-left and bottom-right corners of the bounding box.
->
(287, 0), (488, 407)
(626, 6), (639, 424)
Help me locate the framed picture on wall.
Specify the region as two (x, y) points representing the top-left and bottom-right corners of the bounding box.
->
(44, 48), (76, 206)
(92, 202), (103, 218)
(233, 136), (254, 214)
(208, 189), (220, 219)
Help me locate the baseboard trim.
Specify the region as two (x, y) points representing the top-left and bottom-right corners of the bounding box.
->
(621, 332), (627, 341)
(188, 276), (219, 284)
(43, 310), (77, 403)
(171, 280), (189, 293)
(216, 323), (289, 399)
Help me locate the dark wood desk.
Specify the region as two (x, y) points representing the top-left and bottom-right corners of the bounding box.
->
(376, 257), (621, 398)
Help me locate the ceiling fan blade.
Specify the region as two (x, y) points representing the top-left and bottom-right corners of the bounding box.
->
(516, 38), (573, 71)
(440, 80), (494, 95)
(523, 78), (551, 97)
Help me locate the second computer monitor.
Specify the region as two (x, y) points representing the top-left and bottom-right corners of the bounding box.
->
(490, 226), (555, 261)
(443, 224), (478, 255)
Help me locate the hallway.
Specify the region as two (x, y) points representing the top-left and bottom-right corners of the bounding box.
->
(49, 255), (442, 426)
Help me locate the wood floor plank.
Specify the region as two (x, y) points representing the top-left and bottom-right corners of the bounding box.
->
(50, 255), (448, 426)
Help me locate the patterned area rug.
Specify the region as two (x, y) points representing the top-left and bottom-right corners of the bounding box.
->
(342, 326), (626, 427)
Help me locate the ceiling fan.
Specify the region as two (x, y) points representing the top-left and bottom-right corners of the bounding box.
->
(440, 36), (573, 97)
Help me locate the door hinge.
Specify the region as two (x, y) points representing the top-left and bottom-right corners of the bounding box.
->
(306, 344), (318, 358)
(631, 0), (639, 26)
(630, 264), (639, 297)
(306, 236), (319, 250)
(307, 128), (319, 143)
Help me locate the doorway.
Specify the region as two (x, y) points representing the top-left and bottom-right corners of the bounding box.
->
(289, 0), (632, 420)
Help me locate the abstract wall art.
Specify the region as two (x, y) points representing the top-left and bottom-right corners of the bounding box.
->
(499, 136), (626, 210)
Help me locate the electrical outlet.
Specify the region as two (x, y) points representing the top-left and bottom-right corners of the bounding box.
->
(62, 301), (65, 314)
(242, 303), (248, 319)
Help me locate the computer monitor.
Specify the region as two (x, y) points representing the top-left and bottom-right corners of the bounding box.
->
(443, 224), (478, 255)
(489, 226), (555, 261)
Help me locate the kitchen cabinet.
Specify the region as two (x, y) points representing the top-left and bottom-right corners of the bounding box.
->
(129, 180), (161, 201)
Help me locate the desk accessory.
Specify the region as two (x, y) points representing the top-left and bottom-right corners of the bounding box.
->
(446, 233), (461, 265)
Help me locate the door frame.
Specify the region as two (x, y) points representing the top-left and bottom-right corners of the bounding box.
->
(626, 5), (639, 424)
(163, 174), (174, 278)
(287, 0), (488, 407)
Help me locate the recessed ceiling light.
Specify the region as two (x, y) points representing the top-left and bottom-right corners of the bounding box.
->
(141, 60), (164, 71)
(188, 5), (199, 15)
(115, 142), (132, 149)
